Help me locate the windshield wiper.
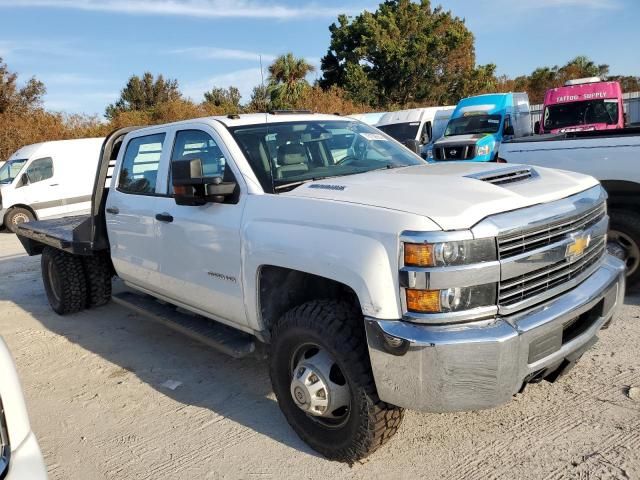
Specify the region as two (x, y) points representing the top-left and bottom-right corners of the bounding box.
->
(274, 165), (408, 193)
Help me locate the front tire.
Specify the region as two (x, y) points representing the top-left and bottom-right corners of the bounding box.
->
(5, 207), (34, 233)
(608, 210), (640, 289)
(269, 300), (404, 463)
(42, 247), (88, 315)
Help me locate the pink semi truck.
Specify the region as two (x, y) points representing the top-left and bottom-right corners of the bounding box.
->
(535, 77), (625, 134)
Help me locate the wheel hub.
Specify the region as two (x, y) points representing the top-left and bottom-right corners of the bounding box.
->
(290, 347), (350, 420)
(12, 213), (29, 225)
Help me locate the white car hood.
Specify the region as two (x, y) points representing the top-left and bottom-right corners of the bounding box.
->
(283, 163), (599, 231)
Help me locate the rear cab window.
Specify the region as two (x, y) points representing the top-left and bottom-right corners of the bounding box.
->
(118, 133), (166, 195)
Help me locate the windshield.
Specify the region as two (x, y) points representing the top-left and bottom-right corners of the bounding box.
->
(0, 159), (28, 184)
(229, 120), (424, 193)
(445, 114), (502, 136)
(543, 99), (619, 130)
(376, 122), (421, 143)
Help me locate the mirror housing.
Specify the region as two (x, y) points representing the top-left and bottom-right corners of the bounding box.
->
(172, 158), (236, 206)
(420, 121), (432, 145)
(16, 173), (29, 188)
(503, 125), (515, 136)
(534, 121), (541, 135)
(402, 139), (421, 155)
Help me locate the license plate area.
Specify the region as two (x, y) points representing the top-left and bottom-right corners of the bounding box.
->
(562, 299), (604, 345)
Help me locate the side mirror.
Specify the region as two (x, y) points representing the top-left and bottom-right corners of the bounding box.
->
(172, 158), (236, 206)
(534, 121), (541, 135)
(16, 173), (29, 188)
(421, 122), (432, 145)
(402, 139), (421, 155)
(503, 125), (515, 136)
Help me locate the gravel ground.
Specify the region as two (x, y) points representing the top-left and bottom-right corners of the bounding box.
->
(0, 232), (639, 480)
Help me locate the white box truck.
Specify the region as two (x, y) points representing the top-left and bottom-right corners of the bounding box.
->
(0, 138), (105, 232)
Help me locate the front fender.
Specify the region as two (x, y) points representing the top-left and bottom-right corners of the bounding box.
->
(242, 220), (399, 331)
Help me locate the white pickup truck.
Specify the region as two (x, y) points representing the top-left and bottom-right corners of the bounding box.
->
(499, 127), (640, 288)
(15, 113), (626, 462)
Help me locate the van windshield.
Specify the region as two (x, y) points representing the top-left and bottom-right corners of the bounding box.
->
(0, 159), (28, 184)
(376, 122), (421, 142)
(543, 99), (619, 130)
(445, 114), (502, 136)
(229, 120), (424, 193)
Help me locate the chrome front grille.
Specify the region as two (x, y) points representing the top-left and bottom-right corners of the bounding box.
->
(498, 203), (606, 260)
(499, 238), (606, 307)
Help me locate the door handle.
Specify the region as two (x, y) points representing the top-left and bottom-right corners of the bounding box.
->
(106, 207), (119, 215)
(49, 184), (59, 187)
(155, 213), (174, 223)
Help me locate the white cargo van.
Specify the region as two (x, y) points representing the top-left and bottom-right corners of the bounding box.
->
(375, 107), (455, 156)
(0, 138), (104, 232)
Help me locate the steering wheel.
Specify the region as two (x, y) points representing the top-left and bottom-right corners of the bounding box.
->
(335, 155), (361, 166)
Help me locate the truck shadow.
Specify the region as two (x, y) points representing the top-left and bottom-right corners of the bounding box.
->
(0, 252), (320, 459)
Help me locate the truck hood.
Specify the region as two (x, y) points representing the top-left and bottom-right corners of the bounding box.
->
(283, 163), (599, 231)
(435, 134), (493, 145)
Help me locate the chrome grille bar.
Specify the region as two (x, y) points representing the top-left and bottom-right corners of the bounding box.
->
(499, 240), (606, 306)
(498, 203), (606, 259)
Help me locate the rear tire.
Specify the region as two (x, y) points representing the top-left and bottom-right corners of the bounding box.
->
(609, 210), (640, 289)
(82, 253), (113, 308)
(41, 247), (87, 315)
(5, 207), (34, 233)
(269, 300), (404, 463)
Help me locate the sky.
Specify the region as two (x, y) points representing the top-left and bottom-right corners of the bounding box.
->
(0, 0), (638, 116)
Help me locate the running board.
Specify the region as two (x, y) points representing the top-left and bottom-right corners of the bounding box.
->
(112, 291), (256, 358)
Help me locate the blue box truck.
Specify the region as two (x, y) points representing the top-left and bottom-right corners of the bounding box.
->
(427, 93), (531, 162)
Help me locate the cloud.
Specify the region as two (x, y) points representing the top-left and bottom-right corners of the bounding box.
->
(168, 47), (276, 62)
(0, 0), (364, 19)
(43, 90), (119, 112)
(526, 0), (620, 8)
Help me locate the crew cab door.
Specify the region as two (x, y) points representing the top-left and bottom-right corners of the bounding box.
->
(106, 130), (168, 291)
(152, 126), (248, 328)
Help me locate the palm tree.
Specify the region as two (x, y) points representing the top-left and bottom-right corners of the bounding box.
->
(267, 53), (315, 109)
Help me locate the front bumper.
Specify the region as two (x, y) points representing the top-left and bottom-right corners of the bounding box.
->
(0, 208), (5, 227)
(366, 254), (626, 412)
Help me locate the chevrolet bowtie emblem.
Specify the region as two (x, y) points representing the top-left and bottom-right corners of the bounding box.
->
(566, 234), (591, 260)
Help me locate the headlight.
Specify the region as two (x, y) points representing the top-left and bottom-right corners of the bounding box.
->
(406, 284), (497, 314)
(476, 145), (491, 156)
(404, 238), (496, 267)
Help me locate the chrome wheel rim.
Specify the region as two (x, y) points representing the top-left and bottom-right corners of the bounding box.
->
(290, 343), (351, 428)
(608, 230), (640, 277)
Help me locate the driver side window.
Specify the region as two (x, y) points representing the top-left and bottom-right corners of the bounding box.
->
(25, 157), (53, 183)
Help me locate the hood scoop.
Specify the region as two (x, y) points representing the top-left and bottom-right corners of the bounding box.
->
(466, 166), (538, 186)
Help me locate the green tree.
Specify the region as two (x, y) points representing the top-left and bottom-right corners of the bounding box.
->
(267, 53), (315, 109)
(319, 0), (493, 107)
(0, 57), (46, 114)
(203, 86), (242, 113)
(106, 72), (181, 119)
(246, 84), (270, 112)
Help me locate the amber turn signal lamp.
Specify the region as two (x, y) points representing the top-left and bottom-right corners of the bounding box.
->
(404, 243), (434, 267)
(406, 289), (441, 313)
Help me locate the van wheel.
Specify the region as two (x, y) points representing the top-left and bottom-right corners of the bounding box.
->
(5, 208), (34, 233)
(608, 210), (640, 289)
(269, 300), (404, 463)
(42, 247), (87, 315)
(82, 253), (113, 308)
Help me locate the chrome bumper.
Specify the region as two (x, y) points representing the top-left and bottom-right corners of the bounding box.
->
(366, 254), (626, 412)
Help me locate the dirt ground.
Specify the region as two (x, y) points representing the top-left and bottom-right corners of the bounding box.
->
(1, 233), (639, 480)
